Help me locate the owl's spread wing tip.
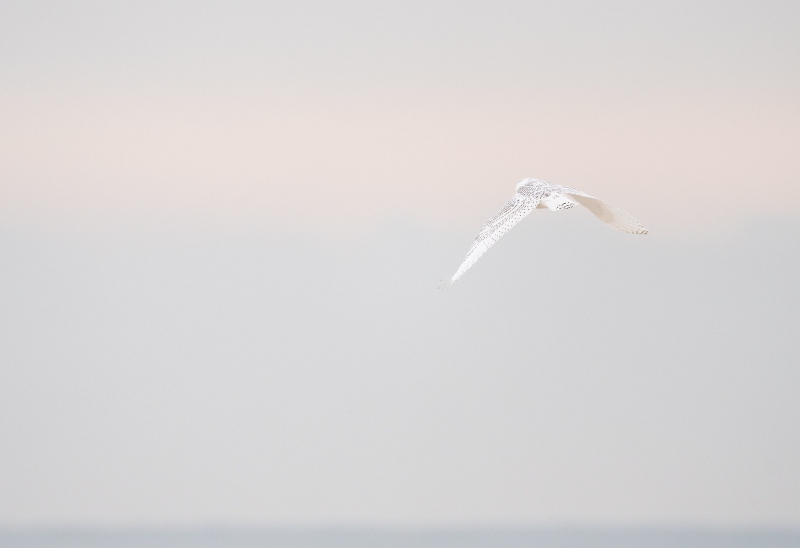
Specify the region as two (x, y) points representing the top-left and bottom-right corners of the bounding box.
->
(442, 194), (540, 286)
(621, 222), (649, 235)
(566, 193), (648, 235)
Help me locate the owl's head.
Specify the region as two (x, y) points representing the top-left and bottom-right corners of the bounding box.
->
(516, 178), (545, 190)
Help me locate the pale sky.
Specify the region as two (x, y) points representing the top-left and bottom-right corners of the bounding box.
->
(1, 0), (799, 234)
(1, 0), (799, 528)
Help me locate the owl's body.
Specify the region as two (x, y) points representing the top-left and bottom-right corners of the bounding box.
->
(440, 179), (647, 288)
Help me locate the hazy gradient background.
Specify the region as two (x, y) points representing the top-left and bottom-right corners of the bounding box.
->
(1, 0), (799, 529)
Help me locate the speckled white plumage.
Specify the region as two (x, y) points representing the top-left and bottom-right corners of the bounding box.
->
(440, 179), (648, 288)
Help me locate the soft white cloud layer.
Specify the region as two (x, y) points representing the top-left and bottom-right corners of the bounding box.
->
(1, 219), (799, 526)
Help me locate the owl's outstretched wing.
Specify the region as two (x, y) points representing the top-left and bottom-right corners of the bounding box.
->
(554, 185), (648, 235)
(440, 194), (539, 288)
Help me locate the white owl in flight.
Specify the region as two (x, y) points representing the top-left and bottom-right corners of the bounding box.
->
(441, 179), (648, 288)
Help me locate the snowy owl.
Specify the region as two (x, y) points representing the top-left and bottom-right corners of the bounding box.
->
(440, 179), (648, 288)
